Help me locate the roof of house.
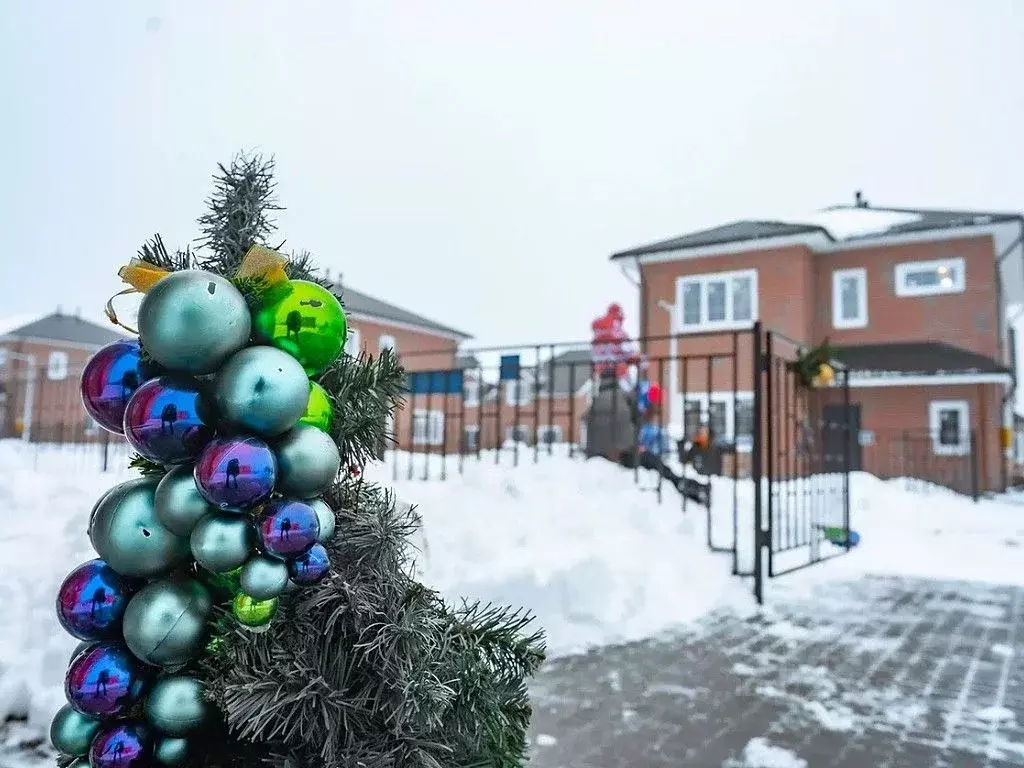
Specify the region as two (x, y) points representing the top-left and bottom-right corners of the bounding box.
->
(335, 284), (471, 340)
(536, 349), (593, 395)
(0, 312), (126, 347)
(611, 201), (1022, 261)
(833, 341), (1010, 378)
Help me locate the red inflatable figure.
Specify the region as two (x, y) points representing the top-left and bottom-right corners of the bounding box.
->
(590, 303), (638, 380)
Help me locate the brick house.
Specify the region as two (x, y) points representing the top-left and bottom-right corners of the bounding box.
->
(611, 196), (1024, 492)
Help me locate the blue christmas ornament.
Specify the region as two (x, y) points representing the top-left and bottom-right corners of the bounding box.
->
(213, 346), (310, 437)
(64, 643), (147, 718)
(56, 559), (140, 641)
(123, 377), (215, 465)
(288, 542), (331, 585)
(80, 340), (153, 435)
(89, 722), (153, 768)
(193, 436), (277, 511)
(255, 499), (319, 560)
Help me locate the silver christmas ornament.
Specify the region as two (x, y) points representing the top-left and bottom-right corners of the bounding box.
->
(239, 556), (290, 601)
(88, 477), (190, 578)
(189, 514), (254, 574)
(213, 346), (310, 436)
(308, 498), (336, 543)
(49, 704), (100, 756)
(121, 577), (213, 667)
(154, 465), (214, 537)
(144, 676), (209, 736)
(137, 270), (251, 374)
(275, 425), (341, 498)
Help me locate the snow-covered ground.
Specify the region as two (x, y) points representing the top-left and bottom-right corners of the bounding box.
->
(1, 439), (1023, 755)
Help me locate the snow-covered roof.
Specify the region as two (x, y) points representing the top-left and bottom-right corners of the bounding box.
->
(776, 208), (923, 241)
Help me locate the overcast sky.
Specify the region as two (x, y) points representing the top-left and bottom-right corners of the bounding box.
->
(2, 1), (1023, 347)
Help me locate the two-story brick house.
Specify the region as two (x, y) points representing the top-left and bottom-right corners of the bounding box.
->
(611, 196), (1024, 492)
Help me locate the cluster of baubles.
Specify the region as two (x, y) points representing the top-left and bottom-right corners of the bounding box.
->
(56, 270), (347, 767)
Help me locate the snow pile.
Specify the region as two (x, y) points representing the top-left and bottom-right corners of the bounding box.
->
(730, 738), (807, 768)
(776, 208), (922, 241)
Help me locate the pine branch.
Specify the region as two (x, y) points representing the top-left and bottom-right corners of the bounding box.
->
(137, 233), (193, 272)
(128, 453), (168, 477)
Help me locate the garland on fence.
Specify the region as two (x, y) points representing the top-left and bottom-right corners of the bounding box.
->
(790, 338), (837, 389)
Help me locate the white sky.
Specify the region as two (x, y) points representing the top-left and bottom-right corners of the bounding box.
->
(2, 1), (1023, 346)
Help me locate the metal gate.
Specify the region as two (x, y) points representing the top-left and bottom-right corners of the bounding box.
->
(751, 324), (854, 604)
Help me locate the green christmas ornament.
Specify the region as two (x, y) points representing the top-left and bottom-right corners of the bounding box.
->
(232, 592), (277, 629)
(201, 565), (243, 598)
(299, 382), (334, 433)
(189, 514), (255, 574)
(144, 676), (210, 736)
(240, 556), (290, 601)
(252, 280), (346, 376)
(49, 704), (100, 756)
(122, 577), (213, 667)
(308, 498), (336, 543)
(154, 465), (215, 537)
(155, 737), (190, 766)
(275, 424), (341, 499)
(213, 346), (310, 436)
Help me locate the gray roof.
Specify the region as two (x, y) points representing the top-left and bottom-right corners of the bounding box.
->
(1, 313), (126, 347)
(335, 284), (471, 340)
(834, 341), (1009, 377)
(611, 221), (825, 260)
(536, 349), (594, 395)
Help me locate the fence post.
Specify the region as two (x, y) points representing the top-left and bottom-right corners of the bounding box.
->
(970, 428), (980, 502)
(751, 322), (765, 605)
(102, 432), (110, 473)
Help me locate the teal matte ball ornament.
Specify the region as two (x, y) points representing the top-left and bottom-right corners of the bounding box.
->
(122, 578), (213, 667)
(154, 737), (190, 766)
(154, 465), (215, 537)
(49, 704), (101, 756)
(239, 556), (290, 601)
(144, 676), (209, 736)
(308, 498), (336, 543)
(213, 346), (310, 437)
(251, 280), (346, 376)
(137, 270), (251, 375)
(68, 760), (91, 768)
(189, 514), (255, 574)
(275, 425), (341, 499)
(88, 477), (191, 578)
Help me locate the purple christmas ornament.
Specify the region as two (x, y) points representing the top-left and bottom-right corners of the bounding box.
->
(89, 723), (152, 768)
(80, 341), (153, 435)
(56, 559), (139, 641)
(287, 542), (331, 585)
(65, 643), (147, 718)
(123, 377), (215, 465)
(255, 500), (320, 560)
(194, 436), (277, 511)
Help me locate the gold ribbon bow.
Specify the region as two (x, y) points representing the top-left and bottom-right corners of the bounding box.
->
(105, 245), (290, 334)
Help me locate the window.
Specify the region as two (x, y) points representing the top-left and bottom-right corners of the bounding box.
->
(412, 409), (445, 446)
(676, 269), (757, 332)
(47, 351), (69, 381)
(504, 378), (533, 407)
(832, 268), (868, 329)
(506, 425), (532, 444)
(378, 334), (397, 353)
(895, 258), (965, 297)
(929, 400), (970, 456)
(683, 393), (755, 451)
(345, 327), (362, 356)
(463, 379), (480, 407)
(537, 425), (563, 445)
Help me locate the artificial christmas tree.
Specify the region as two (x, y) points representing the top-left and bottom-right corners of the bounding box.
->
(56, 154), (545, 768)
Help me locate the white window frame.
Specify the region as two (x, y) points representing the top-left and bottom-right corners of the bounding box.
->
(504, 377), (534, 407)
(463, 378), (480, 407)
(832, 267), (868, 329)
(47, 351), (69, 381)
(929, 399), (970, 456)
(895, 257), (966, 298)
(675, 268), (758, 333)
(378, 334), (397, 353)
(681, 392), (755, 452)
(345, 327), (362, 356)
(536, 424), (563, 445)
(412, 409), (445, 446)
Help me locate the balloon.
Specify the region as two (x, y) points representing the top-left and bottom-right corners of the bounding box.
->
(137, 270), (251, 374)
(154, 737), (189, 766)
(50, 704), (101, 756)
(65, 643), (147, 718)
(299, 382), (334, 433)
(239, 556), (290, 601)
(123, 377), (215, 465)
(56, 559), (139, 640)
(154, 465), (214, 537)
(88, 477), (190, 579)
(121, 578), (213, 667)
(80, 340), (152, 435)
(213, 346), (310, 437)
(251, 280), (346, 376)
(143, 676), (209, 736)
(288, 543), (331, 586)
(254, 499), (319, 560)
(275, 425), (340, 499)
(89, 722), (152, 768)
(193, 436), (277, 511)
(189, 514), (255, 574)
(231, 593), (277, 629)
(308, 498), (336, 543)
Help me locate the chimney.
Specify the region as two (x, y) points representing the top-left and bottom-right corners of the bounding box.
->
(56, 305), (63, 316)
(74, 307), (81, 318)
(854, 190), (869, 208)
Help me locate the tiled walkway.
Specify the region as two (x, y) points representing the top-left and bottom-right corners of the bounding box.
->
(527, 576), (1024, 768)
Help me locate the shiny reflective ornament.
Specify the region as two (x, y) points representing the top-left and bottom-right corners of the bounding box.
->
(80, 340), (152, 435)
(123, 377), (215, 465)
(199, 565), (242, 599)
(121, 578), (213, 667)
(137, 270), (251, 375)
(67, 759), (91, 768)
(275, 425), (341, 499)
(154, 737), (189, 766)
(50, 704), (101, 756)
(299, 382), (334, 433)
(308, 498), (336, 543)
(153, 465), (214, 538)
(143, 676), (209, 736)
(239, 556), (290, 600)
(288, 543), (331, 586)
(190, 513), (254, 574)
(70, 640), (94, 664)
(231, 592), (277, 629)
(252, 280), (346, 376)
(255, 499), (319, 559)
(193, 436), (277, 510)
(89, 722), (152, 768)
(56, 559), (139, 640)
(88, 477), (190, 579)
(65, 643), (147, 718)
(213, 346), (310, 437)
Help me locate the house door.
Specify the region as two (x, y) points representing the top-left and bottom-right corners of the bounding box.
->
(821, 404), (862, 472)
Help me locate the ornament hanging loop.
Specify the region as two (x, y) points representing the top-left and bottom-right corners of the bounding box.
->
(104, 288), (140, 335)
